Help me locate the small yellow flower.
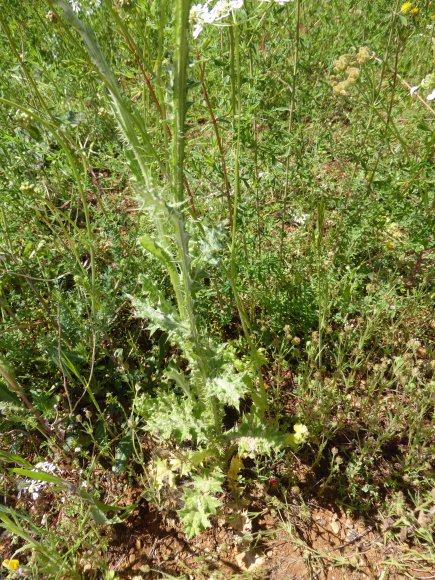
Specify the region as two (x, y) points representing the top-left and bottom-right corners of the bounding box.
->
(410, 6), (419, 14)
(293, 423), (309, 444)
(2, 559), (20, 571)
(400, 1), (413, 14)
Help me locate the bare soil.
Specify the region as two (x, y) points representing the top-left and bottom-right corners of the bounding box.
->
(107, 494), (434, 579)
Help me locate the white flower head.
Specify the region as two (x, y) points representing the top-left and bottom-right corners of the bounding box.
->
(69, 0), (82, 12)
(68, 0), (101, 15)
(427, 89), (435, 101)
(409, 85), (419, 96)
(288, 211), (309, 226)
(191, 0), (244, 38)
(190, 0), (293, 38)
(18, 462), (57, 501)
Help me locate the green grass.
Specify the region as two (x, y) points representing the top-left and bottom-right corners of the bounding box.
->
(0, 0), (433, 577)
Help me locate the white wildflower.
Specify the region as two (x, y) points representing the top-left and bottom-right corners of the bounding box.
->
(191, 0), (293, 38)
(427, 89), (435, 101)
(409, 85), (419, 96)
(18, 462), (57, 501)
(34, 461), (57, 473)
(68, 0), (101, 15)
(69, 0), (82, 12)
(289, 211), (309, 226)
(191, 0), (244, 38)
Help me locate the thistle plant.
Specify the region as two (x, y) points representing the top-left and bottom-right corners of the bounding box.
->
(42, 0), (304, 537)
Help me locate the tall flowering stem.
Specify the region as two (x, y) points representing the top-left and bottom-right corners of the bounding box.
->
(173, 0), (191, 205)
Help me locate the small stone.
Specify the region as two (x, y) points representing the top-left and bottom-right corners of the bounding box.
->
(235, 550), (265, 571)
(417, 510), (429, 527)
(330, 520), (341, 535)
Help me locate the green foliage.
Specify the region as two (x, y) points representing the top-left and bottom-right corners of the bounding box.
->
(134, 390), (213, 443)
(0, 0), (433, 573)
(178, 470), (224, 538)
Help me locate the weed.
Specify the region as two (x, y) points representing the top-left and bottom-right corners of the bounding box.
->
(0, 0), (433, 575)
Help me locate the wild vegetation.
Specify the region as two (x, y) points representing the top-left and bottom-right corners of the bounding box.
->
(0, 0), (433, 577)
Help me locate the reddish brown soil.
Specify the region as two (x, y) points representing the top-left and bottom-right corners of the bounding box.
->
(106, 497), (433, 579)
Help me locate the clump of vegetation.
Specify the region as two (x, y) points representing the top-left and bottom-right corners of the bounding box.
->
(0, 0), (433, 577)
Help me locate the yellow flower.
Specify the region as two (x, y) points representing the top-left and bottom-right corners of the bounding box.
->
(283, 423), (309, 448)
(410, 6), (419, 14)
(2, 559), (20, 571)
(293, 423), (309, 444)
(400, 2), (412, 13)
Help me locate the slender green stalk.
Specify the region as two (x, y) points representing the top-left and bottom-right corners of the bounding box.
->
(316, 197), (326, 370)
(171, 1), (218, 427)
(367, 23), (402, 190)
(196, 52), (233, 225)
(228, 26), (237, 118)
(173, 0), (191, 205)
(280, 0), (300, 262)
(157, 0), (170, 173)
(0, 361), (55, 439)
(226, 10), (267, 417)
(109, 6), (164, 120)
(230, 13), (242, 276)
(156, 0), (167, 89)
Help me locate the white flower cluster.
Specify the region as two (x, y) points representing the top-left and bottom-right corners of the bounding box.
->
(191, 0), (292, 39)
(68, 0), (102, 15)
(409, 72), (435, 101)
(18, 461), (57, 501)
(191, 0), (242, 39)
(289, 211), (310, 226)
